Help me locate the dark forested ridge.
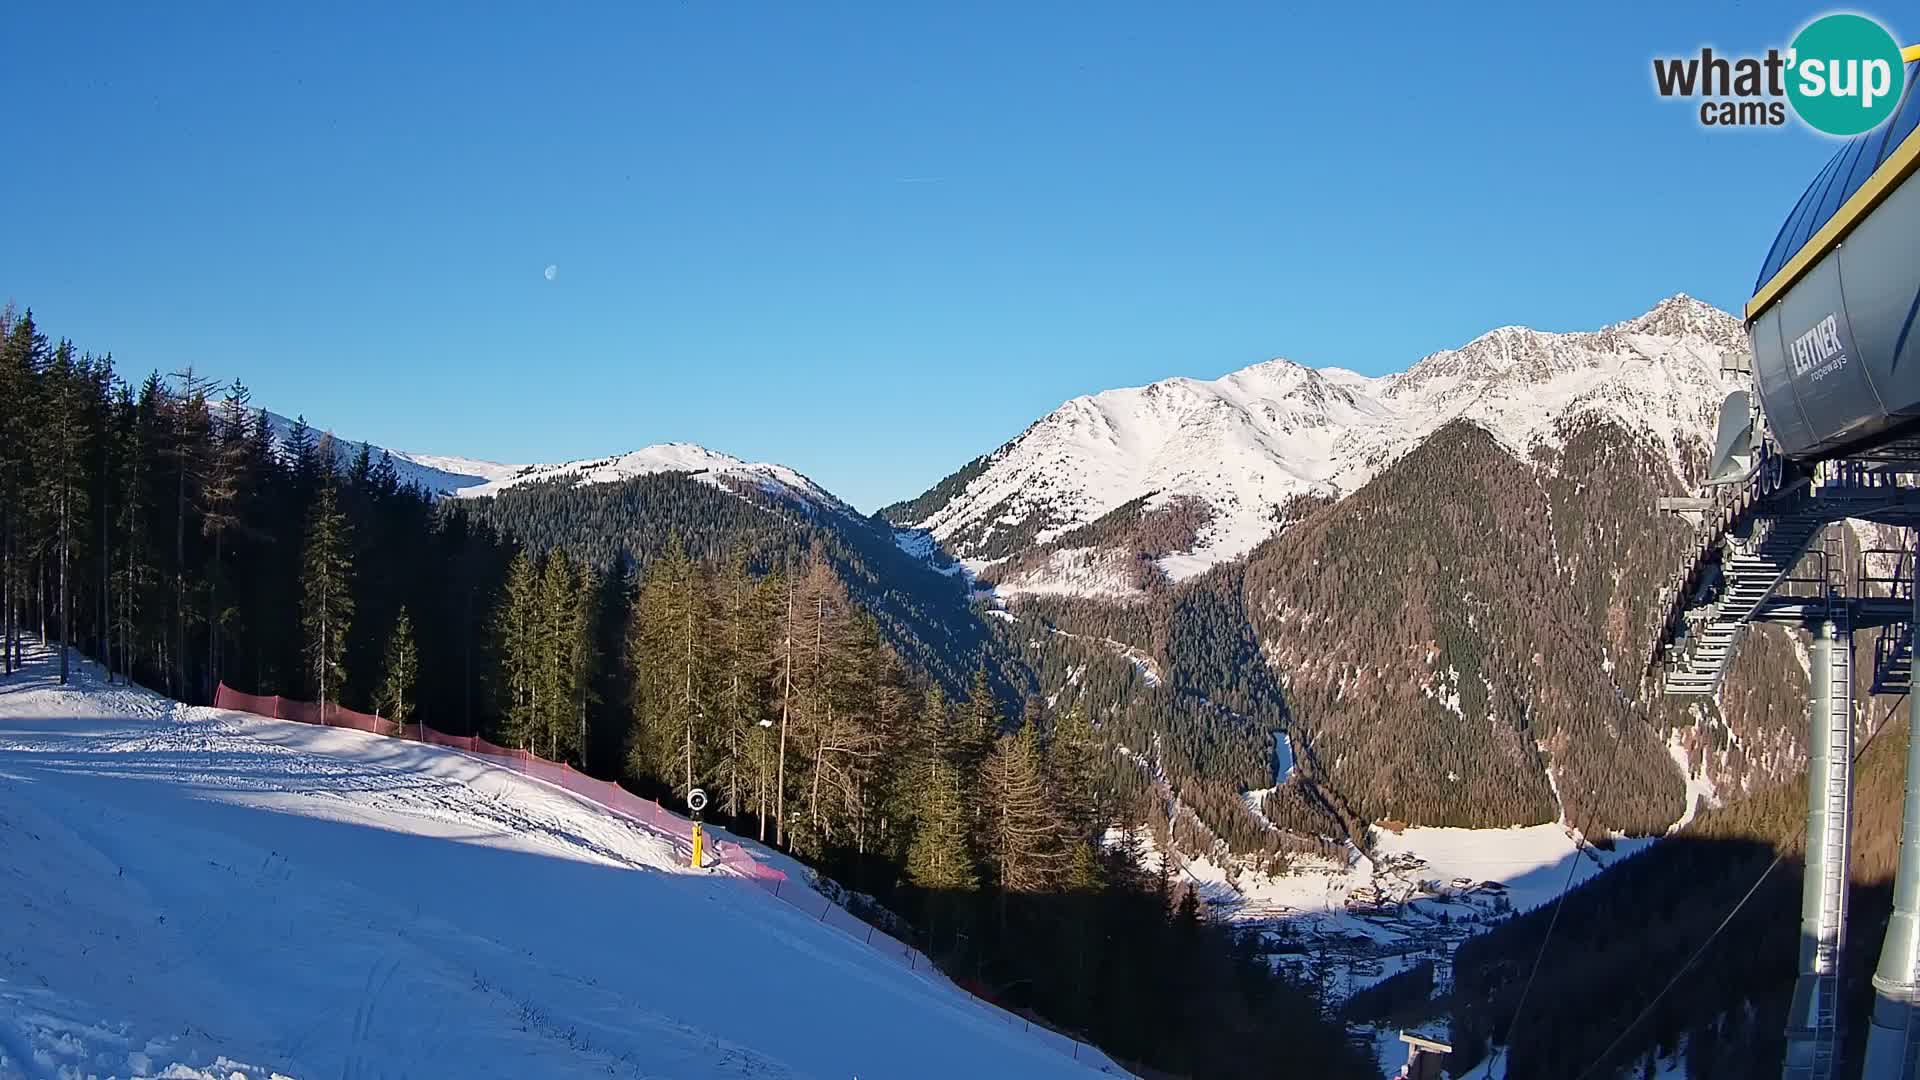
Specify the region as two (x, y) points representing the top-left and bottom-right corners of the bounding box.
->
(463, 472), (998, 697)
(0, 306), (1376, 1079)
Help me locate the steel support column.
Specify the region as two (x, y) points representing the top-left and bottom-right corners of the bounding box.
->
(1865, 589), (1920, 1080)
(1785, 618), (1853, 1080)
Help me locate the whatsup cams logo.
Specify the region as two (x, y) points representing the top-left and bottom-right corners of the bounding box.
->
(1653, 12), (1911, 135)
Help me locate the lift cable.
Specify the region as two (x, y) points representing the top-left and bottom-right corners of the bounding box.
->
(1489, 827), (1587, 1080)
(1568, 690), (1910, 1080)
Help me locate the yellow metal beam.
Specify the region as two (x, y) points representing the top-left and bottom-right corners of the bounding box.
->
(1747, 71), (1920, 321)
(1906, 45), (1920, 62)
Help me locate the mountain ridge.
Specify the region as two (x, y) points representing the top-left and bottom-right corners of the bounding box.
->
(887, 293), (1739, 599)
(260, 412), (853, 519)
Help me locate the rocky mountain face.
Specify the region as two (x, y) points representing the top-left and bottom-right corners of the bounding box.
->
(893, 295), (1859, 852)
(888, 295), (1740, 601)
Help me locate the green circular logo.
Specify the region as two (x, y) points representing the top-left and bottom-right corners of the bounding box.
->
(1787, 14), (1907, 136)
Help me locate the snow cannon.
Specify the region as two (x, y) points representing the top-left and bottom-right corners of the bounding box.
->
(1747, 49), (1920, 463)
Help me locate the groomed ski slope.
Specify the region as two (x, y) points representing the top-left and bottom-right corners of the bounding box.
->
(0, 648), (1114, 1079)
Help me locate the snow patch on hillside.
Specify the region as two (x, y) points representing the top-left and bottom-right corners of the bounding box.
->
(994, 547), (1144, 601)
(1667, 727), (1723, 832)
(1045, 627), (1162, 685)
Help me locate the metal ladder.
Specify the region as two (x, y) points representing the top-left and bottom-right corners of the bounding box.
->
(1812, 616), (1852, 1071)
(1785, 523), (1856, 1080)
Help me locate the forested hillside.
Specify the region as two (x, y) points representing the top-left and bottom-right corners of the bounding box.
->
(463, 474), (995, 696)
(0, 306), (1374, 1079)
(993, 410), (1826, 862)
(1446, 704), (1912, 1078)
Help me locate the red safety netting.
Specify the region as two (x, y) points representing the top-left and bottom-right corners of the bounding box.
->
(214, 685), (282, 719)
(210, 681), (1118, 1072)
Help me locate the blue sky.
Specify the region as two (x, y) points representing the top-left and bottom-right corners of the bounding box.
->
(1, 2), (1899, 510)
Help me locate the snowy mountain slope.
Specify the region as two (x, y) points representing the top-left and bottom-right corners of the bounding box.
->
(890, 295), (1737, 596)
(261, 410), (523, 495)
(259, 411), (852, 516)
(0, 650), (1113, 1080)
(453, 442), (853, 513)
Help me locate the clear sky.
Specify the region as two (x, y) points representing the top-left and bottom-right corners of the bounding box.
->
(2, 2), (1899, 511)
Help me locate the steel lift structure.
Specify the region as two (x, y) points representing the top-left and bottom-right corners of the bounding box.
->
(1657, 435), (1920, 1080)
(1653, 49), (1920, 1080)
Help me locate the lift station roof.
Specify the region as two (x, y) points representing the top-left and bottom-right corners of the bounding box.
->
(1751, 54), (1920, 320)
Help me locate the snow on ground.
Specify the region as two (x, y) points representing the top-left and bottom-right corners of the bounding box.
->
(1041, 628), (1162, 686)
(0, 647), (1112, 1080)
(1667, 727), (1721, 832)
(1147, 821), (1652, 927)
(992, 547), (1145, 602)
(1112, 813), (1659, 1076)
(1369, 824), (1655, 917)
(1273, 732), (1295, 784)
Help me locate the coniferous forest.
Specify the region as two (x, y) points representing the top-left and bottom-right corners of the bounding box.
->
(0, 307), (1374, 1078)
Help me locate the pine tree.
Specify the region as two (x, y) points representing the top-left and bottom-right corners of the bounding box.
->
(958, 666), (1000, 782)
(163, 368), (214, 698)
(713, 553), (775, 819)
(907, 756), (978, 891)
(495, 550), (541, 747)
(300, 478), (354, 713)
(1048, 703), (1104, 838)
(773, 566), (798, 847)
(374, 606), (419, 734)
(628, 536), (712, 795)
(532, 550), (593, 761)
(559, 562), (601, 767)
(899, 686), (952, 821)
(980, 720), (1063, 894)
(787, 549), (861, 856)
(40, 342), (91, 684)
(201, 379), (253, 691)
(0, 310), (47, 675)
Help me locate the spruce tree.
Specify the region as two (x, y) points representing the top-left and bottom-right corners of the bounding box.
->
(565, 563), (601, 767)
(201, 379), (253, 690)
(374, 606), (419, 734)
(957, 666), (1000, 785)
(164, 369), (214, 698)
(628, 536), (712, 795)
(0, 310), (48, 675)
(1048, 703), (1107, 891)
(40, 342), (90, 684)
(495, 550), (540, 746)
(300, 478), (354, 713)
(1048, 703), (1104, 838)
(907, 757), (978, 891)
(538, 550), (578, 758)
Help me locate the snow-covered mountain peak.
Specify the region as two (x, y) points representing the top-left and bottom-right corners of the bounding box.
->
(1614, 292), (1747, 351)
(259, 414), (849, 516)
(894, 295), (1744, 598)
(450, 442), (851, 513)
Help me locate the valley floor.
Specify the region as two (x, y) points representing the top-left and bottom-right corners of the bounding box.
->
(0, 647), (1107, 1079)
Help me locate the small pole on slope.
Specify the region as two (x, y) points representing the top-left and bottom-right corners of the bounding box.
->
(688, 788), (708, 869)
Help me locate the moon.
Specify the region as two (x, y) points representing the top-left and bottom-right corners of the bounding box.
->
(543, 264), (558, 281)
